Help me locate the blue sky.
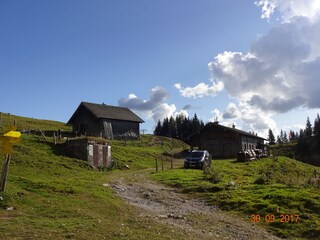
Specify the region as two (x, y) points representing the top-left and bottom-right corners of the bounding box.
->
(1, 0), (320, 137)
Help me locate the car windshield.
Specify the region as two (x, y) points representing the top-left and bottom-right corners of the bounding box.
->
(190, 152), (204, 158)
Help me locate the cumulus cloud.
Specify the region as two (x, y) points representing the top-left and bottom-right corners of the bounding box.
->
(174, 81), (224, 98)
(174, 0), (320, 133)
(204, 1), (320, 133)
(223, 103), (241, 119)
(255, 0), (277, 20)
(212, 102), (277, 138)
(256, 0), (320, 22)
(118, 86), (186, 122)
(174, 109), (189, 118)
(209, 109), (223, 122)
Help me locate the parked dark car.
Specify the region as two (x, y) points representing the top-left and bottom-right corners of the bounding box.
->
(184, 150), (211, 169)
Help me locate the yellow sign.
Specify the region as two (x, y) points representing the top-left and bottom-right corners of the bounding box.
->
(4, 131), (21, 138)
(0, 129), (21, 154)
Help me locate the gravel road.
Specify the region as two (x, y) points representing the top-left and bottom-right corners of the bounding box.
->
(111, 171), (282, 240)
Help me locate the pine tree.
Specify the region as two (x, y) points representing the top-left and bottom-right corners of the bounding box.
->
(160, 117), (169, 137)
(289, 130), (296, 141)
(191, 113), (201, 133)
(277, 130), (284, 144)
(175, 114), (184, 139)
(283, 131), (288, 144)
(168, 116), (177, 138)
(268, 129), (276, 145)
(305, 117), (313, 137)
(154, 120), (162, 136)
(314, 113), (320, 136)
(277, 135), (282, 144)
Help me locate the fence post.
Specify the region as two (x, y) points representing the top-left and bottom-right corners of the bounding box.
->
(53, 132), (57, 145)
(13, 119), (17, 127)
(161, 156), (164, 171)
(171, 154), (173, 169)
(39, 129), (47, 140)
(155, 157), (158, 172)
(0, 154), (11, 192)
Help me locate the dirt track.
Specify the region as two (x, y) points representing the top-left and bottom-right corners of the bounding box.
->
(111, 170), (282, 240)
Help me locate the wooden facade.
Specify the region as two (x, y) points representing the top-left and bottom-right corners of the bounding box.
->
(188, 122), (265, 158)
(67, 102), (144, 139)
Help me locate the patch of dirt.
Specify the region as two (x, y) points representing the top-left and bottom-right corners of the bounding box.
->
(111, 171), (282, 240)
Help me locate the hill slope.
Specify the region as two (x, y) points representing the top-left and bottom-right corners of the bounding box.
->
(0, 113), (190, 239)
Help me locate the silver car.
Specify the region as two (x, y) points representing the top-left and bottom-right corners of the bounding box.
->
(184, 150), (211, 169)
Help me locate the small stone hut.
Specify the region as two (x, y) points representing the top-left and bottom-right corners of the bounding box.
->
(66, 137), (111, 168)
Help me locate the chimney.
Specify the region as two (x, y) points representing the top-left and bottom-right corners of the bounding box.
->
(232, 123), (235, 129)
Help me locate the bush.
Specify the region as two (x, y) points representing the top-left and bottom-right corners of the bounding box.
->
(203, 165), (222, 183)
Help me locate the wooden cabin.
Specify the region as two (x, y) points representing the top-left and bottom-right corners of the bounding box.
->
(187, 122), (266, 158)
(67, 102), (144, 139)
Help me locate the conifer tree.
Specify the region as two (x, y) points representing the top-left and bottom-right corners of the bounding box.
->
(268, 129), (276, 145)
(305, 117), (313, 137)
(154, 120), (162, 135)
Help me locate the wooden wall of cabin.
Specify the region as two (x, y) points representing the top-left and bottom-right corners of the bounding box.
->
(101, 119), (140, 139)
(200, 132), (240, 158)
(71, 106), (100, 136)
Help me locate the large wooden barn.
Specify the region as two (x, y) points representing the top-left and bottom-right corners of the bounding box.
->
(187, 122), (266, 158)
(67, 102), (144, 139)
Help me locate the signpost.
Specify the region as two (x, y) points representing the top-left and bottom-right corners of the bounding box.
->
(0, 127), (21, 191)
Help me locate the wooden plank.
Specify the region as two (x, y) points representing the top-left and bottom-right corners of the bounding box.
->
(93, 144), (99, 168)
(103, 145), (107, 167)
(98, 145), (103, 167)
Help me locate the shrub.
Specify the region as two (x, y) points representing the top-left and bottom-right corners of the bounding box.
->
(203, 165), (222, 183)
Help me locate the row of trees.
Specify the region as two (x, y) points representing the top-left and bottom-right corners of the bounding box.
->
(268, 114), (320, 146)
(154, 114), (204, 140)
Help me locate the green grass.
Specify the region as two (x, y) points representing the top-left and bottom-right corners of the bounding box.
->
(151, 157), (320, 239)
(2, 112), (320, 239)
(0, 112), (71, 132)
(0, 113), (190, 239)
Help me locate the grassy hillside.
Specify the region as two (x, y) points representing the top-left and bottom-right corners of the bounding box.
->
(2, 113), (320, 239)
(152, 157), (320, 239)
(0, 113), (71, 132)
(0, 113), (188, 239)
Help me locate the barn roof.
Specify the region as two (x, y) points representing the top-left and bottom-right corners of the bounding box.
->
(68, 102), (144, 124)
(187, 122), (266, 140)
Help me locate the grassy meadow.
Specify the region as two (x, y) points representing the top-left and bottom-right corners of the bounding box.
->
(1, 112), (320, 239)
(0, 113), (188, 239)
(151, 157), (320, 239)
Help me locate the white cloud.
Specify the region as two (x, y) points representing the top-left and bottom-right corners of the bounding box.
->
(256, 0), (320, 22)
(174, 109), (189, 118)
(151, 103), (176, 122)
(209, 15), (320, 115)
(128, 93), (137, 99)
(211, 102), (277, 138)
(118, 86), (187, 123)
(255, 0), (277, 20)
(209, 109), (223, 122)
(174, 81), (224, 99)
(175, 0), (320, 134)
(223, 103), (241, 119)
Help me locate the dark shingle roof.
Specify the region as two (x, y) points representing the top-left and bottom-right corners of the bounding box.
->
(68, 102), (144, 123)
(187, 122), (266, 140)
